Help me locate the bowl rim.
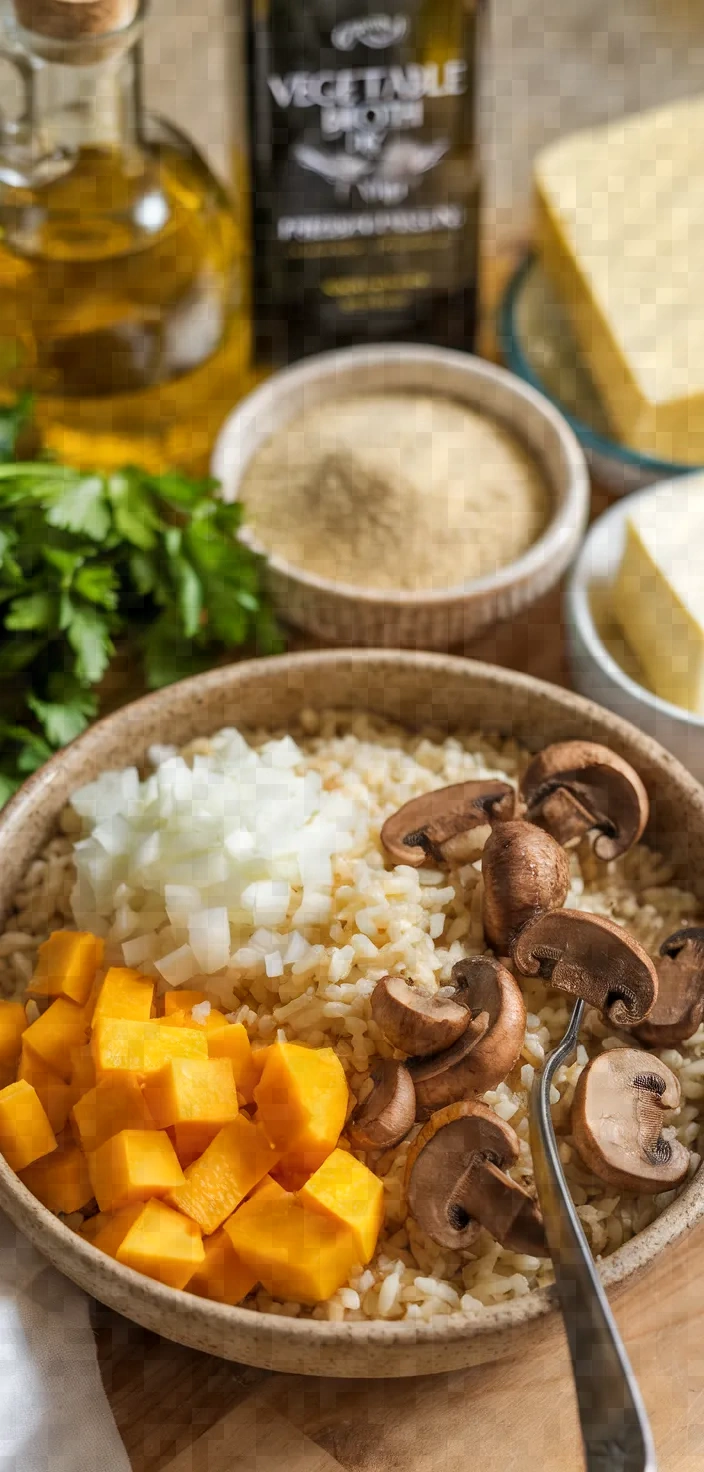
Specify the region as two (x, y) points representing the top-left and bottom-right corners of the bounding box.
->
(1, 648), (703, 1357)
(566, 489), (704, 732)
(211, 342), (589, 608)
(498, 255), (698, 479)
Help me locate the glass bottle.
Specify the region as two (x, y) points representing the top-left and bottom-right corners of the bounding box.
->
(238, 0), (484, 367)
(0, 0), (250, 472)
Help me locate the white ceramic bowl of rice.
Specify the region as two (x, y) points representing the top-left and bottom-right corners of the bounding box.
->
(0, 650), (703, 1378)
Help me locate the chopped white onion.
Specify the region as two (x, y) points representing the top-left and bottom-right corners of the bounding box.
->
(188, 907), (231, 974)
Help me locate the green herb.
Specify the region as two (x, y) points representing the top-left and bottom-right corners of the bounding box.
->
(0, 401), (283, 801)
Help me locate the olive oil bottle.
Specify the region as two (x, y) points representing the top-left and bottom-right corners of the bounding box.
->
(239, 0), (484, 365)
(0, 0), (250, 472)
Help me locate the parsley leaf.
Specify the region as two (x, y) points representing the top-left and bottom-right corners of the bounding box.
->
(45, 473), (110, 541)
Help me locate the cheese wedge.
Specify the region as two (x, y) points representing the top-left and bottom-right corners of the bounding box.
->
(535, 99), (704, 465)
(612, 476), (704, 712)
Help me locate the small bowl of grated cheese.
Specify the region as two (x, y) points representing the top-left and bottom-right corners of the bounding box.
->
(212, 344), (589, 649)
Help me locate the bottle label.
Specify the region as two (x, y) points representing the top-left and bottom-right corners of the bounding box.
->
(247, 2), (481, 353)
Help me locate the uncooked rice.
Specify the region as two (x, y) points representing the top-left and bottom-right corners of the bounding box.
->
(2, 709), (702, 1325)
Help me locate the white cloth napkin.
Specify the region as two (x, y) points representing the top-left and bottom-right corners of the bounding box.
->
(0, 1214), (130, 1472)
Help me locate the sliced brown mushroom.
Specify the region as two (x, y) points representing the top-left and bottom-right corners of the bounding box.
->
(635, 927), (704, 1045)
(481, 819), (571, 954)
(520, 740), (649, 861)
(370, 974), (473, 1057)
(571, 1048), (690, 1193)
(512, 910), (657, 1027)
(346, 1059), (416, 1150)
(381, 780), (516, 869)
(410, 957), (526, 1116)
(405, 1100), (547, 1255)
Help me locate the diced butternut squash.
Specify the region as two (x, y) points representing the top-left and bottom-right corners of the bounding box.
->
(0, 1079), (57, 1171)
(158, 1008), (226, 1034)
(187, 1226), (257, 1305)
(166, 1116), (280, 1235)
(71, 1075), (154, 1154)
(163, 990), (208, 1016)
(87, 1128), (184, 1212)
(23, 994), (94, 1082)
(0, 1000), (27, 1070)
(208, 1023), (258, 1102)
(116, 1199), (204, 1289)
(20, 1142), (92, 1214)
(225, 1191), (358, 1305)
(93, 967), (154, 1025)
(69, 1043), (97, 1102)
(78, 1203), (144, 1255)
(143, 1057), (238, 1134)
(91, 1018), (207, 1080)
(298, 1148), (384, 1264)
(28, 930), (103, 1007)
(169, 1123), (220, 1168)
(254, 1042), (348, 1178)
(18, 1046), (72, 1134)
(247, 1173), (288, 1206)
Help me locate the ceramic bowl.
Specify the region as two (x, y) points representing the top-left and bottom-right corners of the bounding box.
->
(498, 256), (697, 496)
(211, 344), (589, 649)
(565, 489), (704, 784)
(1, 650), (703, 1377)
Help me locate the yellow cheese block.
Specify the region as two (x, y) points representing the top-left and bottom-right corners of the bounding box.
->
(534, 99), (704, 465)
(612, 476), (704, 713)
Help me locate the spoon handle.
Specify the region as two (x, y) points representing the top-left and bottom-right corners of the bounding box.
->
(529, 1000), (658, 1471)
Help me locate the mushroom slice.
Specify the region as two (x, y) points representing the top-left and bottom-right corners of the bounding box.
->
(411, 957), (526, 1116)
(481, 819), (571, 955)
(520, 740), (649, 861)
(635, 927), (704, 1046)
(346, 1059), (416, 1150)
(405, 1100), (547, 1255)
(571, 1048), (690, 1193)
(511, 910), (657, 1027)
(381, 780), (516, 869)
(370, 974), (473, 1057)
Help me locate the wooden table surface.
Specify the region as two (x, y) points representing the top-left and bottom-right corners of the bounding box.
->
(93, 267), (704, 1471)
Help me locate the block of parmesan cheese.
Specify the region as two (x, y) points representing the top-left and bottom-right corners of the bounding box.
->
(535, 100), (704, 465)
(612, 474), (704, 712)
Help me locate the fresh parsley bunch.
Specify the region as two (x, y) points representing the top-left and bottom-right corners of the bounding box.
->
(0, 400), (282, 804)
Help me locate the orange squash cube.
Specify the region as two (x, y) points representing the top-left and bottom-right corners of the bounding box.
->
(163, 990), (208, 1016)
(254, 1042), (348, 1178)
(298, 1148), (384, 1264)
(23, 994), (95, 1082)
(20, 1141), (92, 1214)
(78, 1202), (143, 1255)
(28, 930), (103, 1007)
(186, 1226), (257, 1305)
(18, 1045), (72, 1134)
(168, 1123), (220, 1168)
(143, 1057), (238, 1133)
(87, 1127), (184, 1212)
(225, 1191), (358, 1305)
(208, 1023), (258, 1101)
(0, 1000), (27, 1070)
(69, 1043), (97, 1102)
(166, 1115), (280, 1235)
(91, 1017), (207, 1080)
(93, 967), (154, 1025)
(71, 1075), (154, 1154)
(0, 1079), (57, 1171)
(158, 1008), (226, 1034)
(116, 1199), (204, 1289)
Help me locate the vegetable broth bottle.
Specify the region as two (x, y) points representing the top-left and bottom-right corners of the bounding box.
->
(239, 0), (484, 365)
(0, 0), (250, 472)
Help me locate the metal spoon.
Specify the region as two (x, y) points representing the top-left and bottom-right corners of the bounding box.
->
(529, 999), (658, 1471)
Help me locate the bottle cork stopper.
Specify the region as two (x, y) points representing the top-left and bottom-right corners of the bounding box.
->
(13, 0), (138, 40)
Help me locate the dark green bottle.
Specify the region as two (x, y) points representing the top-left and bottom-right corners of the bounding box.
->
(242, 0), (484, 365)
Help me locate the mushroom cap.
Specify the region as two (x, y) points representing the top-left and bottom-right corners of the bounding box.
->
(520, 740), (649, 861)
(370, 974), (473, 1057)
(636, 927), (704, 1045)
(346, 1059), (416, 1150)
(481, 819), (571, 955)
(512, 909), (658, 1027)
(571, 1048), (690, 1193)
(381, 780), (516, 868)
(405, 1100), (546, 1255)
(411, 957), (526, 1116)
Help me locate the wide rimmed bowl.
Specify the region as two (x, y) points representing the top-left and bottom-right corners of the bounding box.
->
(1, 650), (703, 1378)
